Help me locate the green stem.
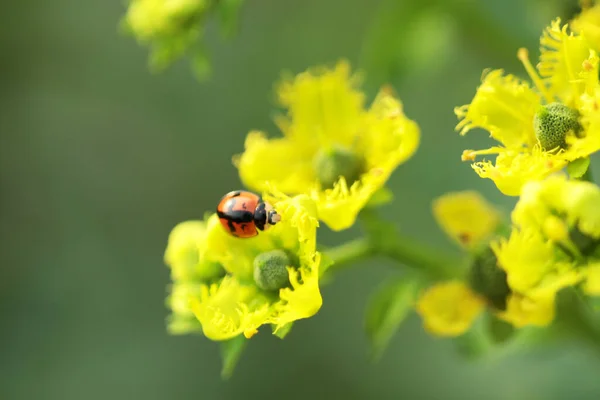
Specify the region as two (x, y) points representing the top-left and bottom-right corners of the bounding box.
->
(322, 209), (463, 280)
(323, 238), (373, 274)
(556, 289), (600, 354)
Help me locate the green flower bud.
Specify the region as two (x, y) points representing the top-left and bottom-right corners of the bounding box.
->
(253, 250), (291, 291)
(468, 247), (511, 310)
(313, 145), (364, 188)
(533, 102), (581, 151)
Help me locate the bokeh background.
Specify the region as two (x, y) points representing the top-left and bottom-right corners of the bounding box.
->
(3, 0), (600, 399)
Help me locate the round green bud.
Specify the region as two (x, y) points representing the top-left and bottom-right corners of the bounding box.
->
(533, 102), (581, 151)
(313, 146), (364, 189)
(253, 250), (291, 291)
(468, 247), (511, 310)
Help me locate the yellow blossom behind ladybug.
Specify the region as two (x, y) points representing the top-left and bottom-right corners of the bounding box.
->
(164, 194), (323, 341)
(416, 281), (485, 337)
(432, 191), (502, 250)
(455, 19), (600, 196)
(235, 61), (419, 231)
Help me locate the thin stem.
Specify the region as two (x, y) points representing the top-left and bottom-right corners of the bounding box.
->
(321, 211), (463, 280)
(323, 238), (373, 275)
(379, 231), (462, 280)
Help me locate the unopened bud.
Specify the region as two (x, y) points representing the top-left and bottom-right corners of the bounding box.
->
(253, 250), (291, 291)
(468, 247), (511, 310)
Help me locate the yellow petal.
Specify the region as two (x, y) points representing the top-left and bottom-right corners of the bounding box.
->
(432, 191), (501, 250)
(470, 149), (566, 196)
(314, 90), (420, 231)
(276, 60), (365, 147)
(539, 19), (592, 103)
(191, 277), (272, 341)
(514, 175), (600, 239)
(359, 88), (420, 172)
(455, 69), (540, 148)
(236, 131), (316, 194)
(416, 281), (485, 337)
(572, 3), (600, 51)
(270, 259), (323, 331)
(166, 282), (204, 334)
(491, 228), (555, 293)
(584, 263), (600, 296)
(496, 293), (555, 327)
(164, 220), (223, 281)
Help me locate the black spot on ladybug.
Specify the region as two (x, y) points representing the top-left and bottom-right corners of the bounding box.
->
(242, 202), (247, 210)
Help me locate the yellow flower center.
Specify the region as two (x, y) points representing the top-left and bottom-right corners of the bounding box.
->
(313, 145), (364, 188)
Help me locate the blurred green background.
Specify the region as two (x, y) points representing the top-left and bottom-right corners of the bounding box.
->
(3, 0), (600, 399)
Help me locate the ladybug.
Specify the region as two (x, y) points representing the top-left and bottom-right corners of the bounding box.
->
(216, 190), (281, 238)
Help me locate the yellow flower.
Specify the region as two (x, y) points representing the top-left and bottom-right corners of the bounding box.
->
(432, 191), (501, 250)
(456, 19), (600, 196)
(166, 282), (204, 334)
(185, 194), (323, 340)
(497, 293), (555, 327)
(164, 220), (224, 281)
(513, 175), (600, 241)
(236, 61), (419, 231)
(416, 281), (485, 337)
(492, 227), (581, 295)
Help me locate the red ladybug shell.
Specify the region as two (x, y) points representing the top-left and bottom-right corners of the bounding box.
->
(216, 190), (260, 238)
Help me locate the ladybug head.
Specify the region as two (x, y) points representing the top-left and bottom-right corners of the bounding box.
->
(254, 201), (281, 231)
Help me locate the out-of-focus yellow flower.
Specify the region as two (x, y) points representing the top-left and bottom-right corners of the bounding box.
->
(497, 292), (555, 327)
(236, 61), (419, 231)
(491, 228), (578, 294)
(166, 282), (204, 334)
(584, 263), (600, 295)
(513, 175), (600, 241)
(572, 2), (600, 51)
(164, 220), (224, 281)
(182, 194), (323, 341)
(125, 0), (206, 41)
(432, 191), (501, 250)
(416, 281), (485, 337)
(456, 19), (600, 196)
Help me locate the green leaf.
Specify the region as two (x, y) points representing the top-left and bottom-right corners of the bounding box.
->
(272, 322), (293, 339)
(365, 277), (419, 361)
(218, 0), (244, 39)
(567, 157), (591, 179)
(220, 335), (247, 379)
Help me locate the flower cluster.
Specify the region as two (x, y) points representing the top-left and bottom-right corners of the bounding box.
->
(456, 19), (600, 195)
(152, 4), (600, 377)
(417, 176), (600, 337)
(165, 194), (322, 340)
(122, 0), (244, 78)
(163, 61), (420, 373)
(236, 61), (419, 231)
